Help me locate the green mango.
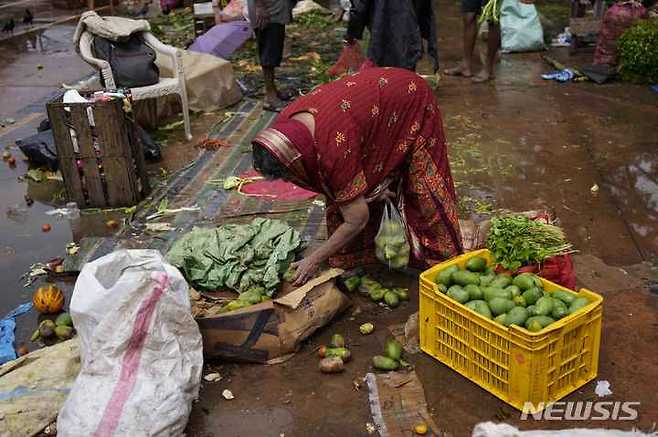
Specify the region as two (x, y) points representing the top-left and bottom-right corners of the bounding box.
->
(526, 305), (537, 316)
(489, 297), (515, 316)
(535, 296), (554, 316)
(569, 297), (590, 314)
(483, 287), (512, 302)
(447, 285), (470, 304)
(436, 283), (448, 294)
(465, 300), (493, 319)
(373, 355), (399, 371)
(484, 266), (496, 275)
(466, 256), (487, 272)
(384, 291), (400, 308)
(55, 312), (73, 327)
(343, 276), (362, 292)
(494, 314), (507, 324)
(436, 265), (459, 286)
(465, 284), (483, 300)
(490, 274), (512, 288)
(522, 287), (543, 306)
(525, 315), (555, 330)
(239, 290), (264, 305)
(513, 295), (527, 307)
(370, 288), (386, 302)
(506, 285), (522, 298)
(552, 299), (569, 319)
(513, 273), (536, 290)
(503, 306), (529, 326)
(479, 273), (496, 286)
(452, 270), (481, 286)
(385, 338), (403, 361)
(553, 290), (577, 305)
(391, 288), (409, 301)
(527, 319), (543, 332)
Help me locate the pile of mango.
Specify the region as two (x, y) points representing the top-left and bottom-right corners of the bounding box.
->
(372, 338), (406, 371)
(345, 276), (409, 308)
(31, 312), (75, 343)
(219, 286), (271, 313)
(434, 256), (590, 332)
(318, 334), (352, 374)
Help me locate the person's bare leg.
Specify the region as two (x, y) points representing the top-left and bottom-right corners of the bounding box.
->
(445, 13), (478, 77)
(472, 21), (500, 82)
(262, 66), (284, 110)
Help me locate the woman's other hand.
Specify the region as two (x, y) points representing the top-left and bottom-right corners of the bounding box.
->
(291, 256), (320, 286)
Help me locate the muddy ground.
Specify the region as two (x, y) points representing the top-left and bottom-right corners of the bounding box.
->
(1, 0), (657, 435)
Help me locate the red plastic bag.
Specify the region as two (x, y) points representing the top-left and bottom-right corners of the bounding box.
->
(493, 211), (576, 289)
(593, 2), (647, 66)
(328, 42), (366, 77)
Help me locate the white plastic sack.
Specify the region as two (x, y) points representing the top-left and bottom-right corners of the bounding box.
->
(57, 249), (203, 437)
(500, 0), (545, 53)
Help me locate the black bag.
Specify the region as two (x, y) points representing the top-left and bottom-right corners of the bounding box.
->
(93, 34), (159, 89)
(16, 130), (58, 171)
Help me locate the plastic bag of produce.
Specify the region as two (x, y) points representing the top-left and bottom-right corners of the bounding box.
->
(57, 249), (203, 437)
(375, 199), (410, 270)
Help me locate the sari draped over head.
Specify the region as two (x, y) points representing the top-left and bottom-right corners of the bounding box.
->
(253, 66), (462, 269)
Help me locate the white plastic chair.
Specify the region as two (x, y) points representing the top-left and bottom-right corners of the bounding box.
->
(78, 30), (192, 140)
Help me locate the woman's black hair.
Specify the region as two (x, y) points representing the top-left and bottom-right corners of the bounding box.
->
(252, 143), (293, 180)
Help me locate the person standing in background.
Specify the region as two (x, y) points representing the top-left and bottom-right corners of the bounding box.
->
(345, 0), (439, 73)
(247, 0), (294, 111)
(444, 0), (500, 82)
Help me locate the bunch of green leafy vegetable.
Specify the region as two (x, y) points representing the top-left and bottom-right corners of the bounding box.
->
(486, 215), (573, 270)
(167, 218), (301, 295)
(618, 19), (658, 84)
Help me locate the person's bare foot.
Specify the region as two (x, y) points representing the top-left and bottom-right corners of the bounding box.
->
(444, 64), (473, 78)
(471, 71), (495, 83)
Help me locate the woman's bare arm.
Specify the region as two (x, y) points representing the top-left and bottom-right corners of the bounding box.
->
(291, 195), (369, 285)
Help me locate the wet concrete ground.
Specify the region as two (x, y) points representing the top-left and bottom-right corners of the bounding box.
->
(0, 0), (657, 435)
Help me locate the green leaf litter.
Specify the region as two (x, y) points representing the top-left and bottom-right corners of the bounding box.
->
(167, 218), (302, 296)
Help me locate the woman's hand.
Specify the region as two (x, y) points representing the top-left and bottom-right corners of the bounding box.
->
(291, 256), (320, 286)
(289, 196), (369, 286)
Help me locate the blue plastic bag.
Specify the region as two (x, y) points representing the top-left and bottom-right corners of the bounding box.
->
(500, 0), (545, 53)
(0, 302), (33, 364)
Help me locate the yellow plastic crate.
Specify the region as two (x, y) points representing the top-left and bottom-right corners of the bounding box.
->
(419, 249), (602, 412)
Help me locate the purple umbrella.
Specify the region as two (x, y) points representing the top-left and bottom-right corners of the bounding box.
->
(189, 20), (252, 60)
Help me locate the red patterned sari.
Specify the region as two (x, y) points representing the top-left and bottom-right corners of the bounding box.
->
(253, 67), (462, 268)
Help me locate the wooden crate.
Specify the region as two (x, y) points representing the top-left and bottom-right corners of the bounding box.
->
(46, 97), (150, 208)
